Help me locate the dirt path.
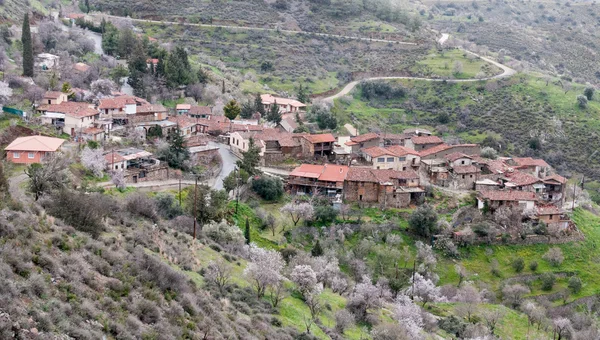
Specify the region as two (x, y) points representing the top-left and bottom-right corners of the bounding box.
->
(8, 173), (29, 204)
(92, 14), (418, 46)
(322, 33), (516, 103)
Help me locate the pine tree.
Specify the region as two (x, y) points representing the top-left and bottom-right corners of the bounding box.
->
(224, 100), (241, 120)
(85, 0), (90, 13)
(128, 40), (148, 97)
(166, 126), (190, 169)
(21, 13), (34, 77)
(244, 218), (251, 245)
(254, 93), (265, 115)
(222, 79), (225, 94)
(236, 138), (261, 176)
(297, 83), (309, 104)
(266, 100), (282, 124)
(165, 47), (192, 88)
(311, 240), (323, 257)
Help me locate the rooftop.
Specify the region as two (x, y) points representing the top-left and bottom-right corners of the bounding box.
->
(445, 152), (472, 162)
(351, 132), (380, 143)
(261, 94), (306, 107)
(479, 190), (537, 202)
(176, 104), (192, 110)
(361, 146), (396, 158)
(5, 136), (65, 152)
(452, 165), (480, 174)
(411, 135), (444, 145)
(290, 164), (349, 182)
(346, 168), (419, 183)
(303, 133), (335, 144)
(513, 157), (549, 168)
(43, 91), (64, 99)
(39, 102), (98, 118)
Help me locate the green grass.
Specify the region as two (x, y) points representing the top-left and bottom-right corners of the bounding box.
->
(413, 49), (502, 79)
(438, 208), (600, 300)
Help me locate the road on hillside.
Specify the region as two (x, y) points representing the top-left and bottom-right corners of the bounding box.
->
(92, 14), (418, 46)
(322, 33), (516, 103)
(213, 142), (238, 191)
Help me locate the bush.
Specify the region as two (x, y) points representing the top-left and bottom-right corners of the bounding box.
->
(543, 247), (564, 267)
(251, 176), (284, 201)
(126, 193), (158, 222)
(480, 147), (498, 159)
(155, 193), (184, 220)
(313, 201), (338, 225)
(408, 204), (439, 238)
(529, 261), (538, 272)
(568, 276), (582, 294)
(541, 272), (556, 291)
(512, 258), (525, 273)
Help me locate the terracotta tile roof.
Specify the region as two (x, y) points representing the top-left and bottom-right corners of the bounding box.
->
(361, 146), (396, 158)
(452, 165), (480, 174)
(146, 58), (159, 65)
(504, 170), (542, 186)
(137, 103), (167, 114)
(290, 164), (348, 182)
(403, 128), (432, 135)
(513, 157), (549, 168)
(303, 133), (335, 144)
(346, 168), (419, 183)
(83, 127), (104, 135)
(411, 135), (443, 145)
(43, 91), (63, 99)
(39, 102), (98, 118)
(479, 190), (537, 201)
(351, 133), (380, 143)
(189, 106), (212, 115)
(168, 116), (197, 129)
(5, 136), (65, 152)
(537, 204), (560, 215)
(380, 133), (410, 141)
(386, 145), (420, 157)
(445, 152), (472, 162)
(98, 95), (147, 109)
(258, 129), (299, 147)
(471, 155), (508, 173)
(176, 104), (191, 110)
(543, 174), (567, 184)
(104, 151), (126, 164)
(419, 144), (478, 158)
(261, 94), (306, 108)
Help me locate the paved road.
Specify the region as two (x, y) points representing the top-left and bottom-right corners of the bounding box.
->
(322, 33), (516, 103)
(92, 14), (417, 45)
(213, 142), (238, 190)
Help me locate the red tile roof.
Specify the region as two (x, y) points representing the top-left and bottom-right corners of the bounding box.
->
(189, 106), (212, 115)
(83, 127), (104, 135)
(386, 145), (420, 157)
(504, 170), (542, 186)
(537, 204), (560, 215)
(104, 151), (126, 164)
(513, 157), (549, 168)
(445, 152), (472, 162)
(43, 91), (63, 99)
(176, 104), (191, 110)
(479, 190), (537, 201)
(137, 103), (167, 114)
(72, 62), (91, 73)
(419, 144), (478, 158)
(303, 133), (335, 144)
(452, 165), (480, 174)
(543, 174), (567, 184)
(411, 135), (443, 145)
(261, 94), (306, 108)
(39, 102), (98, 118)
(351, 133), (380, 143)
(290, 164), (348, 182)
(361, 146), (396, 158)
(168, 116), (198, 129)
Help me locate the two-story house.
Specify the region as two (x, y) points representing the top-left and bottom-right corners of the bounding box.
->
(343, 168), (423, 208)
(360, 145), (421, 171)
(405, 135), (444, 151)
(261, 94), (306, 113)
(38, 102), (99, 137)
(289, 164), (349, 196)
(300, 133), (336, 158)
(346, 133), (381, 154)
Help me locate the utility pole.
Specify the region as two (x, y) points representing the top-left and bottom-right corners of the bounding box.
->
(410, 260), (416, 300)
(571, 179), (577, 212)
(235, 167), (240, 215)
(193, 176), (198, 240)
(178, 177), (182, 206)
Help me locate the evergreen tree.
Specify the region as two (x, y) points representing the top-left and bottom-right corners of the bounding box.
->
(117, 28), (137, 59)
(165, 126), (190, 169)
(244, 218), (251, 245)
(165, 47), (192, 88)
(224, 100), (241, 120)
(254, 93), (265, 115)
(101, 22), (120, 56)
(266, 100), (282, 124)
(128, 41), (148, 97)
(147, 125), (163, 139)
(222, 79), (225, 94)
(311, 240), (323, 257)
(197, 67), (209, 84)
(240, 101), (255, 119)
(236, 138), (261, 176)
(21, 13), (34, 77)
(85, 0), (90, 13)
(297, 83), (309, 104)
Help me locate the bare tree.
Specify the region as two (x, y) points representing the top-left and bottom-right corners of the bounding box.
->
(280, 202), (314, 226)
(205, 258), (232, 293)
(269, 281), (286, 307)
(482, 308), (506, 336)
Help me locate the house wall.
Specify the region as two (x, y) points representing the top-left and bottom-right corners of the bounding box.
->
(539, 214), (559, 224)
(421, 145), (481, 160)
(107, 160), (127, 171)
(44, 93), (68, 105)
(450, 157), (473, 167)
(125, 104), (136, 115)
(382, 192), (411, 208)
(63, 115), (96, 136)
(370, 154), (421, 171)
(344, 181), (380, 203)
(300, 138), (315, 158)
(352, 138), (381, 153)
(413, 142), (442, 151)
(6, 150), (51, 164)
(125, 166), (169, 183)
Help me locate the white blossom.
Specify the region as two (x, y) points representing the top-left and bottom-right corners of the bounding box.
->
(291, 265), (318, 299)
(81, 146), (106, 177)
(393, 294), (424, 340)
(0, 81), (13, 105)
(280, 202), (314, 226)
(244, 244), (285, 298)
(406, 272), (445, 306)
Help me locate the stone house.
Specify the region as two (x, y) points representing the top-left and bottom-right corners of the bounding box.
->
(104, 148), (166, 183)
(343, 168), (423, 208)
(38, 102), (99, 137)
(405, 135), (444, 151)
(300, 133), (336, 158)
(41, 91), (68, 105)
(187, 106), (213, 119)
(346, 133), (381, 154)
(511, 157), (550, 178)
(229, 129), (302, 164)
(477, 190), (537, 211)
(419, 144), (481, 160)
(288, 164), (349, 197)
(360, 145), (421, 171)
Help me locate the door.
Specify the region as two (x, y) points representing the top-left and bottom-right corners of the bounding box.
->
(71, 128), (75, 136)
(133, 176), (138, 184)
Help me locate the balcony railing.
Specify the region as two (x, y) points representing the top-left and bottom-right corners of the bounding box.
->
(288, 177), (342, 189)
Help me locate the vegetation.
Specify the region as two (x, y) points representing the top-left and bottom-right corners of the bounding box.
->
(21, 13), (33, 77)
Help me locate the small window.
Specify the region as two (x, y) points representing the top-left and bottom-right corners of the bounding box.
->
(461, 160), (465, 165)
(377, 157), (385, 162)
(399, 157), (406, 161)
(28, 152), (35, 159)
(462, 175), (465, 179)
(359, 195), (363, 201)
(402, 167), (406, 171)
(470, 175), (473, 178)
(387, 157), (394, 162)
(549, 215), (553, 220)
(115, 165), (118, 170)
(13, 152), (20, 158)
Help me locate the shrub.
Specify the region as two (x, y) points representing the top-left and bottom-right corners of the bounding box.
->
(568, 276), (582, 294)
(480, 147), (498, 159)
(126, 193), (158, 222)
(251, 176), (284, 201)
(529, 261), (538, 272)
(155, 193), (184, 220)
(408, 204), (439, 238)
(472, 223), (490, 237)
(541, 272), (556, 291)
(135, 299), (160, 324)
(313, 202), (338, 225)
(512, 258), (525, 273)
(577, 95), (588, 109)
(491, 259), (501, 277)
(543, 247), (564, 267)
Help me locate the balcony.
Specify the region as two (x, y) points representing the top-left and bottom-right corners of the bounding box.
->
(288, 177), (342, 189)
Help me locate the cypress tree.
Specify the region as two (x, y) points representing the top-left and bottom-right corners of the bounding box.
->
(311, 240), (323, 257)
(254, 93), (265, 115)
(244, 218), (251, 245)
(21, 13), (34, 77)
(127, 40), (148, 98)
(266, 100), (282, 124)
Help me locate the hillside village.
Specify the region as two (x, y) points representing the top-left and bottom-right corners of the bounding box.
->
(2, 3), (600, 340)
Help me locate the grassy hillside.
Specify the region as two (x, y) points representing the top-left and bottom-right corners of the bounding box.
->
(333, 74), (600, 179)
(0, 0), (51, 22)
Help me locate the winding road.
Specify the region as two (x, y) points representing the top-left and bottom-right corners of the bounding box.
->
(322, 33), (516, 102)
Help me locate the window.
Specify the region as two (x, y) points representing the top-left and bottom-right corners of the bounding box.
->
(470, 175), (473, 178)
(115, 165), (118, 170)
(387, 157), (394, 162)
(402, 167), (406, 171)
(462, 175), (465, 179)
(399, 157), (406, 161)
(377, 157), (385, 162)
(28, 152), (35, 159)
(549, 215), (553, 220)
(13, 152), (20, 158)
(359, 195), (363, 201)
(461, 160), (465, 165)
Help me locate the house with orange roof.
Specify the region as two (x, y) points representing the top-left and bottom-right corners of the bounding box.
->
(5, 136), (65, 164)
(300, 133), (336, 158)
(477, 190), (538, 211)
(261, 94), (306, 113)
(288, 164), (348, 196)
(346, 132), (381, 154)
(344, 168), (423, 208)
(360, 145), (421, 171)
(405, 135), (444, 151)
(38, 102), (100, 137)
(511, 157), (550, 178)
(41, 91), (68, 105)
(98, 95), (167, 125)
